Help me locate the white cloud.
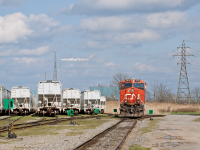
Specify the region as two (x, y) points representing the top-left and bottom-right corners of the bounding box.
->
(0, 46), (50, 56)
(0, 12), (33, 44)
(60, 0), (199, 16)
(76, 10), (200, 50)
(0, 12), (73, 44)
(144, 11), (188, 28)
(105, 62), (114, 66)
(114, 29), (160, 44)
(133, 63), (156, 72)
(14, 57), (37, 64)
(80, 16), (139, 32)
(18, 46), (50, 55)
(0, 0), (26, 6)
(65, 64), (74, 68)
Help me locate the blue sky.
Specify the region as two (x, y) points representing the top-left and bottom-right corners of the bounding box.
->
(1, 0), (200, 93)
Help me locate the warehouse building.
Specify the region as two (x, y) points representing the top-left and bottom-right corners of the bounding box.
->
(89, 85), (120, 100)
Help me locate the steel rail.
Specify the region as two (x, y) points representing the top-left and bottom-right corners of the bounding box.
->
(0, 115), (110, 133)
(114, 120), (137, 150)
(0, 116), (11, 121)
(71, 119), (124, 150)
(71, 114), (166, 150)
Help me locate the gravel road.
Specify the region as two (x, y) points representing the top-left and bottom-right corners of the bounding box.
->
(122, 115), (200, 150)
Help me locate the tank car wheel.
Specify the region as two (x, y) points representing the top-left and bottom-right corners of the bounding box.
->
(74, 110), (78, 115)
(54, 110), (56, 117)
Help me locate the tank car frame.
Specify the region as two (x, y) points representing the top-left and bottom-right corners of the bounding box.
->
(37, 80), (62, 116)
(11, 86), (36, 115)
(80, 90), (105, 114)
(62, 88), (81, 115)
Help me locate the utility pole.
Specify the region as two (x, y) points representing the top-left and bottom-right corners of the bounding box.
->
(53, 48), (57, 81)
(173, 40), (194, 104)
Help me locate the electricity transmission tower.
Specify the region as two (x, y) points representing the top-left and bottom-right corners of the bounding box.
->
(173, 40), (194, 103)
(53, 48), (57, 81)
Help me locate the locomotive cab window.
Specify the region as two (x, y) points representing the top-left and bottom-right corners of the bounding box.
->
(133, 83), (144, 90)
(120, 83), (132, 90)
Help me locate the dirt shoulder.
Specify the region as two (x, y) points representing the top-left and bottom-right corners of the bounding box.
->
(123, 115), (200, 150)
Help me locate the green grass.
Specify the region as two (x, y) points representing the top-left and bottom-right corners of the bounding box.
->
(0, 116), (22, 126)
(141, 119), (159, 134)
(57, 117), (113, 131)
(0, 140), (13, 144)
(129, 145), (151, 150)
(0, 117), (117, 138)
(194, 118), (200, 122)
(171, 112), (200, 115)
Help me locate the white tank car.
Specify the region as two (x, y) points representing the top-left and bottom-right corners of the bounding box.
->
(80, 90), (104, 114)
(11, 86), (36, 115)
(0, 85), (11, 115)
(62, 88), (81, 114)
(38, 80), (62, 116)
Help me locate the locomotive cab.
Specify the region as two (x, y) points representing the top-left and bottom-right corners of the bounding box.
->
(119, 79), (145, 117)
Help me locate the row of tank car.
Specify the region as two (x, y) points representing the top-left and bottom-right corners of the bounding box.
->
(0, 85), (37, 115)
(0, 80), (106, 116)
(38, 80), (106, 116)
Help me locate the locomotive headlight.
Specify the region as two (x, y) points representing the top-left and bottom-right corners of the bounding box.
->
(131, 89), (134, 93)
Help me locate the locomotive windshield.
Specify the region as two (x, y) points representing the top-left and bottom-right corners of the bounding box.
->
(120, 83), (132, 90)
(133, 83), (144, 90)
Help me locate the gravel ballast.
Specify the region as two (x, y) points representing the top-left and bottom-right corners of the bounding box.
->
(0, 119), (119, 150)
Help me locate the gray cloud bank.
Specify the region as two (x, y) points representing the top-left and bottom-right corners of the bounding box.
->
(59, 0), (200, 16)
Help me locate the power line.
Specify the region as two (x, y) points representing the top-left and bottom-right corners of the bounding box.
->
(173, 40), (194, 104)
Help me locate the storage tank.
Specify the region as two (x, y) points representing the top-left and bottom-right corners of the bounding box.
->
(38, 80), (62, 116)
(62, 88), (81, 114)
(0, 85), (11, 114)
(80, 90), (102, 114)
(11, 86), (35, 115)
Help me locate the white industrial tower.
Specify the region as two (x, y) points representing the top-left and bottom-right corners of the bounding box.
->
(53, 48), (57, 81)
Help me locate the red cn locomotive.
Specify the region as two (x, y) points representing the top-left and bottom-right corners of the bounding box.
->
(119, 79), (145, 117)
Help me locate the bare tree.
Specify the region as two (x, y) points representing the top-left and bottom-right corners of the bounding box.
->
(150, 80), (158, 102)
(110, 73), (131, 100)
(110, 73), (131, 87)
(156, 82), (171, 102)
(191, 87), (200, 103)
(145, 90), (152, 102)
(150, 80), (174, 103)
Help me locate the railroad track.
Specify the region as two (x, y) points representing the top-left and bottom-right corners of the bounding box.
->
(0, 116), (12, 121)
(71, 114), (165, 150)
(72, 119), (137, 150)
(0, 115), (110, 133)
